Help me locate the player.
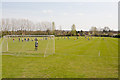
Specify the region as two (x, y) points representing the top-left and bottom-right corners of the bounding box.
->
(45, 37), (48, 40)
(35, 41), (38, 50)
(18, 38), (20, 41)
(13, 38), (15, 42)
(24, 38), (26, 41)
(28, 38), (29, 41)
(35, 38), (38, 41)
(67, 36), (69, 39)
(88, 38), (89, 40)
(22, 38), (23, 42)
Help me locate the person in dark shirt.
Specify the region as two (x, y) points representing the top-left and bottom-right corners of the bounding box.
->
(19, 38), (20, 42)
(24, 38), (26, 41)
(35, 41), (38, 50)
(22, 38), (23, 42)
(35, 38), (38, 41)
(28, 38), (29, 41)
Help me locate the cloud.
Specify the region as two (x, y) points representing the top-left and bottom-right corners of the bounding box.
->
(42, 10), (53, 14)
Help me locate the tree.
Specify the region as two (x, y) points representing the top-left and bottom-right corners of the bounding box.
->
(80, 30), (83, 36)
(71, 24), (76, 36)
(103, 27), (110, 33)
(40, 21), (52, 34)
(52, 22), (55, 35)
(90, 27), (97, 35)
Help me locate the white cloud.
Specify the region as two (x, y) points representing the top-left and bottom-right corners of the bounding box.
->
(42, 10), (53, 14)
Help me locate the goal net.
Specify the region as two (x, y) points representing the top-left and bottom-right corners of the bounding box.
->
(2, 35), (55, 57)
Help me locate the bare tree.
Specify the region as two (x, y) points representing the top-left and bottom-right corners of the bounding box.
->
(89, 27), (98, 35)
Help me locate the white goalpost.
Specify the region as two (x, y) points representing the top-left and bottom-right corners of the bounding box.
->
(2, 35), (55, 57)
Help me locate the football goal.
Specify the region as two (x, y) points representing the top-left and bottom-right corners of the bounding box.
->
(2, 35), (55, 57)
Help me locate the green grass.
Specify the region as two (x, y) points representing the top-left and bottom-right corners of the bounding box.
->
(2, 37), (118, 78)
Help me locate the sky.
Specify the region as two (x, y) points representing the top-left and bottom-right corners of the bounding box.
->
(1, 0), (119, 2)
(1, 1), (118, 31)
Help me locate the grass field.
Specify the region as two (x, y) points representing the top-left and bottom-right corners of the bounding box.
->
(1, 36), (118, 78)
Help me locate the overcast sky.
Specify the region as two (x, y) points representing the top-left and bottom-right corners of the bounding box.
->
(1, 1), (118, 31)
(1, 0), (119, 2)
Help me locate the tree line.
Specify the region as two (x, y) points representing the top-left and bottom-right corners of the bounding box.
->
(0, 18), (119, 37)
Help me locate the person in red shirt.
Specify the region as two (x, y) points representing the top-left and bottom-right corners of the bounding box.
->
(13, 38), (15, 42)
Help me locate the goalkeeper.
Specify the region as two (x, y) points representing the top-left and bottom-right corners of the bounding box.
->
(35, 41), (38, 50)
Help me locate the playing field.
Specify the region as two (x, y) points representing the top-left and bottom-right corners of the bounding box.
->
(1, 37), (118, 78)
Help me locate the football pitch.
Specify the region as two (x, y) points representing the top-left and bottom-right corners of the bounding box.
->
(1, 37), (118, 78)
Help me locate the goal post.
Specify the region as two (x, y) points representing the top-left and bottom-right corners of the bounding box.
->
(2, 35), (55, 57)
(2, 36), (8, 52)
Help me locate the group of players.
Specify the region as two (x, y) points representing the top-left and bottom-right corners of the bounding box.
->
(12, 36), (104, 50)
(12, 37), (52, 50)
(57, 36), (104, 40)
(12, 37), (48, 42)
(13, 37), (40, 50)
(57, 36), (90, 40)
